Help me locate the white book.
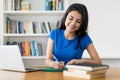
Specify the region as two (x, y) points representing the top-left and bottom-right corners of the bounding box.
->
(63, 70), (106, 79)
(45, 21), (51, 33)
(28, 22), (33, 34)
(7, 0), (13, 11)
(67, 68), (107, 74)
(12, 0), (15, 11)
(55, 0), (59, 10)
(37, 22), (42, 34)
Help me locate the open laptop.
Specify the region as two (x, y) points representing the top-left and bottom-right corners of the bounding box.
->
(0, 45), (44, 72)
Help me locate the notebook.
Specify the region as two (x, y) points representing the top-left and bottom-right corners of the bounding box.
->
(66, 63), (109, 71)
(0, 45), (44, 72)
(40, 67), (68, 72)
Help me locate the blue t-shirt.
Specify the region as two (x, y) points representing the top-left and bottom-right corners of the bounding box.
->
(49, 29), (92, 64)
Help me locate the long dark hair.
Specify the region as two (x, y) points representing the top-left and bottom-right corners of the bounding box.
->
(59, 3), (89, 49)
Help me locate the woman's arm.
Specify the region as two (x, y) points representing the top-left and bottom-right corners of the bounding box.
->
(45, 38), (64, 69)
(85, 43), (102, 64)
(67, 43), (102, 64)
(45, 38), (54, 67)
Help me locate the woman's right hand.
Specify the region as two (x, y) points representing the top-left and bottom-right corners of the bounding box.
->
(52, 61), (64, 69)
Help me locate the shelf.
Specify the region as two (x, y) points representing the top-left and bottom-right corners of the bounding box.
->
(22, 56), (46, 59)
(3, 34), (49, 37)
(3, 11), (65, 16)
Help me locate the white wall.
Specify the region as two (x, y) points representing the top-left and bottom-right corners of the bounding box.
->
(101, 59), (120, 67)
(69, 0), (120, 58)
(69, 0), (120, 67)
(85, 0), (120, 67)
(84, 0), (120, 58)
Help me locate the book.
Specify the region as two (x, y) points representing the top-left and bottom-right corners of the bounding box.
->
(63, 70), (106, 79)
(6, 17), (11, 33)
(45, 21), (51, 33)
(6, 0), (13, 11)
(21, 1), (31, 11)
(66, 63), (109, 71)
(45, 0), (50, 10)
(68, 68), (107, 74)
(37, 43), (43, 56)
(64, 64), (108, 79)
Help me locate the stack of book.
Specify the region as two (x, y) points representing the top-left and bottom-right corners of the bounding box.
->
(64, 63), (109, 79)
(21, 1), (31, 11)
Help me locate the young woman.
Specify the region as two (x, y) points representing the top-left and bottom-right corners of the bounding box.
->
(45, 3), (102, 69)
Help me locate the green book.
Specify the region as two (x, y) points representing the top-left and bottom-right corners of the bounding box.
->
(40, 67), (68, 72)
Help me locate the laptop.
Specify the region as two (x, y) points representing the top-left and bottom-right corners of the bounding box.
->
(0, 45), (44, 72)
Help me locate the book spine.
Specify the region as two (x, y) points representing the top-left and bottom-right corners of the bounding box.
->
(52, 0), (56, 10)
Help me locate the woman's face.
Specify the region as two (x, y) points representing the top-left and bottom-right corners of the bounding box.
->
(65, 10), (82, 33)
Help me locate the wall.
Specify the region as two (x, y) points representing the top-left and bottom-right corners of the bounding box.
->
(69, 0), (120, 67)
(70, 0), (120, 59)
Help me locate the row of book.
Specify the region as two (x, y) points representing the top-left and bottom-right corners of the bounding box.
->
(64, 63), (109, 79)
(45, 0), (64, 11)
(5, 0), (64, 11)
(6, 17), (52, 34)
(7, 41), (43, 56)
(5, 0), (24, 11)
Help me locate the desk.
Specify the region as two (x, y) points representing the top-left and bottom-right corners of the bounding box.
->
(0, 67), (120, 80)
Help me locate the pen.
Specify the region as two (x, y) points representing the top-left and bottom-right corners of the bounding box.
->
(52, 55), (59, 63)
(52, 55), (66, 68)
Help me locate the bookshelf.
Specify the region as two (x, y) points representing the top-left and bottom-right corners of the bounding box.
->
(1, 0), (71, 67)
(1, 0), (120, 67)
